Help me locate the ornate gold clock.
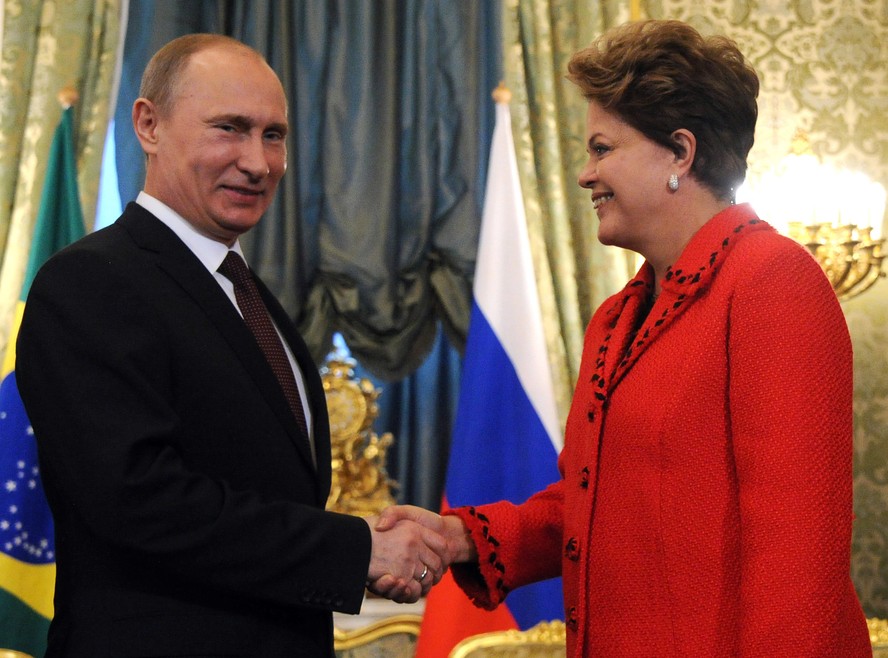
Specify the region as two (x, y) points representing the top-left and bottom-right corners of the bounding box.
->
(321, 356), (397, 517)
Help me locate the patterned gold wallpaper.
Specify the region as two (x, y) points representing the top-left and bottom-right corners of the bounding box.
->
(645, 0), (888, 617)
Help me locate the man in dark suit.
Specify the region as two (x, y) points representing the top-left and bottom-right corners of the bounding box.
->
(16, 34), (447, 658)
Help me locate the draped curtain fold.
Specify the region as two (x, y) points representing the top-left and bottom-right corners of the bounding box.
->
(0, 0), (122, 356)
(501, 0), (635, 425)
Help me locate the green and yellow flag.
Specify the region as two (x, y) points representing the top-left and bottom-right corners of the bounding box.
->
(0, 105), (85, 657)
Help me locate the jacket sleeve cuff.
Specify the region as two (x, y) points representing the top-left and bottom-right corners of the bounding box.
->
(444, 506), (509, 610)
(316, 511), (372, 614)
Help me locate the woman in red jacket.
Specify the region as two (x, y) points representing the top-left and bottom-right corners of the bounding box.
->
(380, 19), (871, 657)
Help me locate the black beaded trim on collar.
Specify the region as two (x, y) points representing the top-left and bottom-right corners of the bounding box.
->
(662, 218), (762, 295)
(588, 216), (765, 404)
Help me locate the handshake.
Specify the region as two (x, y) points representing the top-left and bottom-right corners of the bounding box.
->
(363, 505), (478, 603)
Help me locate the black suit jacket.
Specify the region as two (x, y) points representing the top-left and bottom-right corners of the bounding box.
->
(16, 203), (371, 658)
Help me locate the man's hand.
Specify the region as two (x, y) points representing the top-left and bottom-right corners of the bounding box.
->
(363, 514), (447, 603)
(364, 505), (478, 603)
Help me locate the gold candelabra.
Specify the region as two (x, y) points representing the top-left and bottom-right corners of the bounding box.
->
(788, 222), (885, 301)
(870, 617), (888, 650)
(321, 356), (398, 517)
(738, 128), (886, 302)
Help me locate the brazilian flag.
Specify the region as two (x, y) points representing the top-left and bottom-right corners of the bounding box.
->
(0, 106), (85, 657)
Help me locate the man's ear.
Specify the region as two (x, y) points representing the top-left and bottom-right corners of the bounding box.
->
(670, 128), (696, 176)
(132, 98), (160, 155)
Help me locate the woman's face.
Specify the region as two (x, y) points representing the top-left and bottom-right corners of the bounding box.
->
(577, 102), (677, 255)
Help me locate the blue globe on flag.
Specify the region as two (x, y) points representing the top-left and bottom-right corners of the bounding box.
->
(0, 372), (54, 567)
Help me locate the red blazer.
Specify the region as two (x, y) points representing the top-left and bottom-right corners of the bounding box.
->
(448, 204), (871, 657)
(17, 204), (371, 658)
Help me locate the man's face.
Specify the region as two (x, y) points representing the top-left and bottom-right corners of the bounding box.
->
(136, 46), (288, 245)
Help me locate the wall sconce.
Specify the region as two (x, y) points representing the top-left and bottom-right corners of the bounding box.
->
(737, 130), (886, 301)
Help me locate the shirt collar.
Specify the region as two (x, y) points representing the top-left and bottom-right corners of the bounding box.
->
(136, 191), (245, 273)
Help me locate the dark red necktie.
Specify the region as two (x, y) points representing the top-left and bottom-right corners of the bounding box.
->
(218, 251), (310, 443)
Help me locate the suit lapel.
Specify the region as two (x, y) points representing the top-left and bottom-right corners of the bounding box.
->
(117, 205), (320, 478)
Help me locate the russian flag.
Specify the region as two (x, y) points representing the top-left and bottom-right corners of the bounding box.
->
(415, 90), (564, 657)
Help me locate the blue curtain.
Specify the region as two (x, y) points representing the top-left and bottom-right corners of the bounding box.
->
(112, 0), (501, 509)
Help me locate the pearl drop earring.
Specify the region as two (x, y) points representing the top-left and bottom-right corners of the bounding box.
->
(668, 174), (679, 191)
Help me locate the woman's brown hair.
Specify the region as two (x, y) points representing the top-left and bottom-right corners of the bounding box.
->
(567, 20), (759, 200)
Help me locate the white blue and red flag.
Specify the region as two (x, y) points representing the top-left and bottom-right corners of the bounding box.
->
(416, 94), (564, 657)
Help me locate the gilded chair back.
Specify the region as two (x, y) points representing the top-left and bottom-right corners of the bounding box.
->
(334, 613), (422, 658)
(448, 620), (566, 658)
